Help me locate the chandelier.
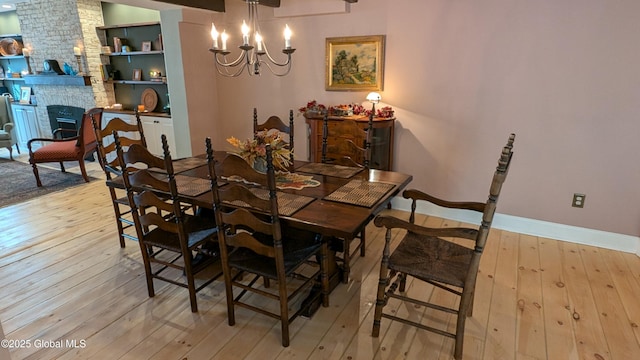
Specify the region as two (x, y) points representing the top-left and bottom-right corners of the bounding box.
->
(209, 0), (295, 77)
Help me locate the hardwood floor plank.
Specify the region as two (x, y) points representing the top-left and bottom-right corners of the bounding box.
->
(482, 230), (519, 359)
(461, 227), (500, 360)
(515, 234), (546, 359)
(579, 245), (640, 359)
(537, 237), (579, 359)
(2, 174), (640, 360)
(559, 241), (611, 359)
(600, 250), (640, 346)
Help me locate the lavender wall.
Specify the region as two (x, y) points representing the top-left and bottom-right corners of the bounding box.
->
(200, 0), (640, 239)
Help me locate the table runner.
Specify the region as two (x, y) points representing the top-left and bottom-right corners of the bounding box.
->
(296, 162), (363, 179)
(324, 179), (395, 208)
(224, 172), (320, 191)
(224, 188), (315, 217)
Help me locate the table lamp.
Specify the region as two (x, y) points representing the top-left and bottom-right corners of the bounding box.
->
(366, 92), (381, 117)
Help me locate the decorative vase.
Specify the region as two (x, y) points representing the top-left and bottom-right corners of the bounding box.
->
(253, 157), (267, 173)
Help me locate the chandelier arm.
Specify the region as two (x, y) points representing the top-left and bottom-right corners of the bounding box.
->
(211, 50), (249, 68)
(260, 45), (293, 67)
(258, 58), (292, 77)
(214, 63), (247, 77)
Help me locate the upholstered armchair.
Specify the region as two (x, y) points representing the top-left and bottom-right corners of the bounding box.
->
(28, 107), (103, 187)
(0, 94), (18, 160)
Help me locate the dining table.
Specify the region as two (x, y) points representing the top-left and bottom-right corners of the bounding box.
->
(109, 152), (413, 315)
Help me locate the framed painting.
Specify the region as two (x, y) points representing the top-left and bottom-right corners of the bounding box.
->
(325, 35), (385, 91)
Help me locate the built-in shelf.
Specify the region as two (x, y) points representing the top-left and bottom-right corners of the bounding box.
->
(0, 77), (25, 81)
(0, 55), (25, 59)
(105, 80), (166, 85)
(23, 75), (91, 86)
(101, 50), (164, 56)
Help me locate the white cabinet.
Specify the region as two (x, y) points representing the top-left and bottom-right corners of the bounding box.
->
(102, 112), (174, 157)
(11, 104), (40, 151)
(140, 116), (175, 156)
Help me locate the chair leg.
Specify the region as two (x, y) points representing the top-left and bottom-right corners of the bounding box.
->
(78, 160), (90, 182)
(454, 308), (468, 360)
(371, 263), (390, 338)
(7, 146), (13, 160)
(108, 188), (127, 248)
(320, 237), (330, 307)
(184, 260), (198, 313)
(15, 143), (20, 154)
(59, 161), (66, 173)
(278, 273), (290, 347)
(342, 238), (351, 284)
(221, 260), (236, 326)
(399, 272), (407, 293)
(138, 244), (155, 299)
(31, 163), (42, 187)
(359, 228), (366, 257)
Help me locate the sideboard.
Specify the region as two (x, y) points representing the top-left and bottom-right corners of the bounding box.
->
(304, 114), (395, 171)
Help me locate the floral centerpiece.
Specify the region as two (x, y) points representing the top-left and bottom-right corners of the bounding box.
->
(226, 129), (292, 172)
(298, 100), (326, 116)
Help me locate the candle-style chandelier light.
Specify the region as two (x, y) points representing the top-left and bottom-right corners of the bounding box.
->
(209, 0), (295, 77)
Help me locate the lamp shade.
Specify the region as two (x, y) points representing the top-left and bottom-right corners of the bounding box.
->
(366, 92), (381, 103)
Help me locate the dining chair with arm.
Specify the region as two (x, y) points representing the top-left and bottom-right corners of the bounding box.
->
(371, 133), (515, 360)
(253, 108), (295, 171)
(27, 107), (103, 187)
(206, 138), (329, 346)
(115, 134), (220, 312)
(321, 112), (374, 283)
(92, 114), (147, 248)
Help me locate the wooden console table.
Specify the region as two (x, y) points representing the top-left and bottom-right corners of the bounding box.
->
(304, 114), (395, 171)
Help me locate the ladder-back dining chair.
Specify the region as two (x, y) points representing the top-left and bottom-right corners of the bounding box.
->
(207, 138), (329, 346)
(92, 113), (147, 247)
(27, 107), (103, 187)
(321, 112), (374, 283)
(115, 134), (220, 312)
(371, 133), (515, 360)
(253, 108), (295, 171)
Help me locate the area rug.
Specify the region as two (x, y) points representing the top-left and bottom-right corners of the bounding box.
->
(0, 158), (93, 209)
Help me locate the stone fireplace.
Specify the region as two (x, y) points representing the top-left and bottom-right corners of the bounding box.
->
(15, 0), (113, 135)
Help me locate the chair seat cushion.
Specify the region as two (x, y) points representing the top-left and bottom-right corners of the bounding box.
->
(389, 232), (473, 288)
(228, 228), (322, 280)
(0, 130), (10, 140)
(143, 214), (217, 252)
(32, 141), (81, 161)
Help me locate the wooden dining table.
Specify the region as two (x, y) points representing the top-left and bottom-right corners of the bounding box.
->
(109, 152), (413, 315)
(177, 155), (411, 239)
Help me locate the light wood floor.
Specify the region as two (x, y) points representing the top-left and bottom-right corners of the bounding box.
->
(1, 152), (640, 359)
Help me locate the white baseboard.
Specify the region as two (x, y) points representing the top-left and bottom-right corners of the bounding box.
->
(390, 197), (640, 255)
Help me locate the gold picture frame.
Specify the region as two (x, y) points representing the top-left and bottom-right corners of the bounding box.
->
(325, 35), (385, 91)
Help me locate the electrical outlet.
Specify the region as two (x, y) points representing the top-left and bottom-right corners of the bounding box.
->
(572, 193), (586, 208)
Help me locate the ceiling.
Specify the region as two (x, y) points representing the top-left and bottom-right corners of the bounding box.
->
(0, 0), (357, 14)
